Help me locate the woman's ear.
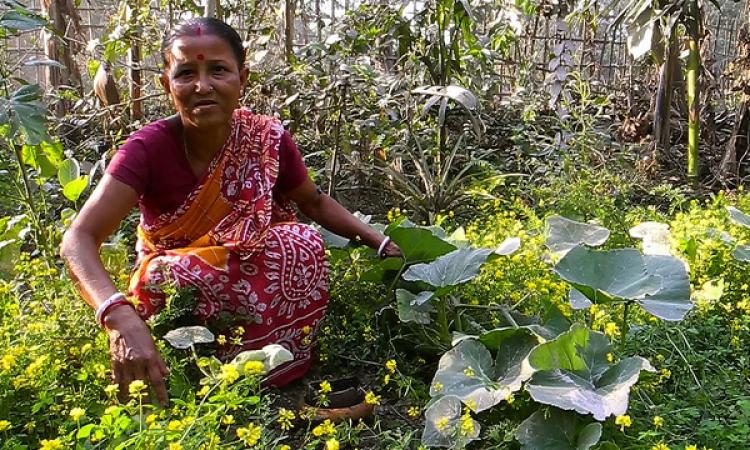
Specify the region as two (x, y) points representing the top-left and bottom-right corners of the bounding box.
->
(239, 66), (249, 92)
(159, 72), (171, 94)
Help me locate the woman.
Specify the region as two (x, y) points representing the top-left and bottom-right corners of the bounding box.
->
(60, 17), (401, 406)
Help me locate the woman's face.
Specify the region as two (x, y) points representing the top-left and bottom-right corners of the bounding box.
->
(161, 33), (248, 130)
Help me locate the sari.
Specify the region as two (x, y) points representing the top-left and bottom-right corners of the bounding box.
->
(127, 109), (329, 386)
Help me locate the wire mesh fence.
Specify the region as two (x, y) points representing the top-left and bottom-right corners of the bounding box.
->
(1, 0), (745, 102)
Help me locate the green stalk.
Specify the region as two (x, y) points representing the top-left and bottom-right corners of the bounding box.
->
(437, 297), (451, 347)
(685, 0), (701, 186)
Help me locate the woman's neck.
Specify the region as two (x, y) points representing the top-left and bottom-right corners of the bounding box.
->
(181, 119), (231, 162)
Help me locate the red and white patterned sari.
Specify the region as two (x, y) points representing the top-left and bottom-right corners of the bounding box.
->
(128, 109), (329, 385)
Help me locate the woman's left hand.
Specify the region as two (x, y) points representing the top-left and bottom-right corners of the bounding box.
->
(380, 240), (403, 258)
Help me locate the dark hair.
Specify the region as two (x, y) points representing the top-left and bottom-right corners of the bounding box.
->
(161, 17), (245, 69)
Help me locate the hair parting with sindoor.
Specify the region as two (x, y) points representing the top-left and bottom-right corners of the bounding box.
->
(161, 17), (245, 68)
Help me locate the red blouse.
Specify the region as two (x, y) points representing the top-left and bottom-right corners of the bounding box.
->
(106, 115), (309, 224)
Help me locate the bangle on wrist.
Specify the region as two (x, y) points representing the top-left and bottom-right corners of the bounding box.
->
(95, 292), (134, 328)
(377, 236), (391, 257)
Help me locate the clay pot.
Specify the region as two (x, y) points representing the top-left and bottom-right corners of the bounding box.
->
(302, 377), (374, 423)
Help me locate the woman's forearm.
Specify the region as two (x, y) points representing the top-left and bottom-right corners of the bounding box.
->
(61, 229), (121, 310)
(298, 194), (385, 249)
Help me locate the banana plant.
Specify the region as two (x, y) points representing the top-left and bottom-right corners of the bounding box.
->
(611, 0), (717, 185)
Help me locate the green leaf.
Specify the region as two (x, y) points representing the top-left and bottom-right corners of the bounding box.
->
(629, 221), (672, 255)
(516, 408), (602, 450)
(387, 224), (457, 264)
(733, 245), (750, 262)
(76, 423), (96, 439)
(0, 84), (49, 145)
(727, 206), (750, 228)
(62, 176), (89, 201)
(431, 334), (537, 412)
(396, 289), (435, 324)
(0, 9), (46, 33)
(626, 7), (657, 60)
(422, 395), (480, 448)
(544, 216), (609, 257)
(554, 246), (662, 304)
(232, 344), (293, 372)
(163, 326), (214, 349)
(527, 325), (655, 420)
(58, 158), (80, 186)
(640, 255), (693, 321)
(403, 248), (493, 288)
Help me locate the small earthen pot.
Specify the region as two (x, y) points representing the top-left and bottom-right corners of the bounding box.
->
(302, 377), (374, 423)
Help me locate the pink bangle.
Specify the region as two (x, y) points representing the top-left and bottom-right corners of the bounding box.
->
(95, 293), (134, 328)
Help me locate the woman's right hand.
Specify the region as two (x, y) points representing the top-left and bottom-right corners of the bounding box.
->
(104, 306), (170, 406)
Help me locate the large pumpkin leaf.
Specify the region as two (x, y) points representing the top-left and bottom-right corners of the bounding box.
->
(630, 222), (672, 256)
(396, 289), (435, 324)
(733, 244), (750, 262)
(527, 325), (655, 420)
(516, 408), (602, 450)
(544, 216), (609, 257)
(727, 206), (750, 228)
(403, 248), (493, 289)
(639, 255), (692, 321)
(422, 395), (480, 448)
(431, 334), (537, 412)
(315, 212), (372, 248)
(231, 344), (293, 372)
(554, 246), (662, 304)
(387, 224), (457, 264)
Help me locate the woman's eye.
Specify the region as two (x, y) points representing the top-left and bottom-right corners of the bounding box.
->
(213, 66), (227, 73)
(175, 70), (192, 78)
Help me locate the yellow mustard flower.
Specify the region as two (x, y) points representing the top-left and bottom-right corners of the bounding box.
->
(653, 416), (664, 428)
(325, 438), (340, 450)
(277, 408), (295, 431)
(459, 412), (474, 436)
(301, 325), (312, 335)
(365, 391), (380, 405)
(312, 419), (336, 437)
(128, 380), (147, 398)
(408, 406), (420, 418)
(685, 445), (698, 450)
(217, 335), (227, 345)
(615, 415), (632, 432)
(219, 364), (240, 384)
(237, 423), (262, 446)
(243, 360), (265, 376)
(319, 380), (332, 394)
(463, 367), (476, 378)
(197, 385), (210, 397)
(0, 420), (10, 432)
(385, 359), (397, 373)
(222, 415), (235, 425)
(69, 407), (85, 422)
(169, 443), (183, 450)
(435, 417), (450, 431)
(651, 444), (669, 450)
(278, 446), (291, 450)
(39, 439), (64, 450)
(433, 382), (443, 392)
(604, 322), (620, 337)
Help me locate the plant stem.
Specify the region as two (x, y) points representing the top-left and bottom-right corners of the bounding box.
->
(620, 302), (630, 348)
(685, 0), (701, 187)
(437, 297), (451, 347)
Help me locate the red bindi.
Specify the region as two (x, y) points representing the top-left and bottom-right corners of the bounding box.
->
(197, 54), (204, 60)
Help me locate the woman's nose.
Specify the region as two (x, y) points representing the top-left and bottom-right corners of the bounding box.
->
(194, 73), (213, 93)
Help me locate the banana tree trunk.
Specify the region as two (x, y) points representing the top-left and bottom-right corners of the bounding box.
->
(285, 0), (295, 63)
(654, 33), (679, 153)
(686, 0), (701, 186)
